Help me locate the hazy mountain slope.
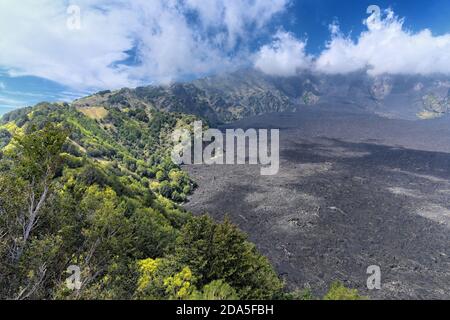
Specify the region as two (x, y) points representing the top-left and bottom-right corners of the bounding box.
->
(71, 70), (450, 124)
(72, 70), (297, 125)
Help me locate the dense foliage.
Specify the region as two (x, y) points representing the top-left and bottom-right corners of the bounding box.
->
(323, 282), (367, 300)
(0, 103), (363, 300)
(0, 104), (285, 300)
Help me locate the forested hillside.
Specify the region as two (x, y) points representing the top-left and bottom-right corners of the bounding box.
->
(0, 102), (286, 299)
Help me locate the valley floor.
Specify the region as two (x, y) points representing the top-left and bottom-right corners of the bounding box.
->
(183, 108), (450, 299)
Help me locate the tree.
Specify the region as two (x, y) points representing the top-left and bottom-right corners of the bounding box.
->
(0, 123), (67, 299)
(174, 216), (284, 299)
(134, 257), (183, 300)
(10, 124), (67, 259)
(163, 266), (196, 300)
(323, 282), (367, 300)
(194, 280), (238, 300)
(156, 170), (166, 182)
(0, 128), (11, 148)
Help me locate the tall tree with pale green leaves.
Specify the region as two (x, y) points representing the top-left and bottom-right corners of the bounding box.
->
(0, 123), (67, 299)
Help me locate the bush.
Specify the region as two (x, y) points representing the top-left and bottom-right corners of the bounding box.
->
(61, 153), (84, 169)
(0, 129), (12, 148)
(174, 216), (284, 299)
(171, 191), (186, 202)
(323, 282), (366, 300)
(194, 280), (238, 300)
(158, 181), (173, 198)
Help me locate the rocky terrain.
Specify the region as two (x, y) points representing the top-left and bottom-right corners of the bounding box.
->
(183, 107), (450, 299)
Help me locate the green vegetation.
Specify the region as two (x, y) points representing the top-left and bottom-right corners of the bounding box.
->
(323, 282), (367, 300)
(1, 103), (196, 202)
(0, 103), (366, 300)
(132, 215), (284, 300)
(0, 104), (284, 300)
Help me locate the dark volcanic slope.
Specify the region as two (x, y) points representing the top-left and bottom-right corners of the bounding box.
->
(183, 108), (450, 299)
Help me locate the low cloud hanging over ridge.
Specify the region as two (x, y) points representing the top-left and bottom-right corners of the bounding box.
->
(256, 8), (450, 77)
(254, 31), (312, 77)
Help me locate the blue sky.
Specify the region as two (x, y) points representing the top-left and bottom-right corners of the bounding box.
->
(1, 0), (450, 114)
(284, 0), (450, 53)
(0, 70), (88, 115)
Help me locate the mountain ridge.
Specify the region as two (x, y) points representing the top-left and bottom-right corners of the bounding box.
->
(69, 69), (450, 125)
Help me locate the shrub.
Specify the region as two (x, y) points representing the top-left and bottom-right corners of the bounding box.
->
(323, 282), (366, 300)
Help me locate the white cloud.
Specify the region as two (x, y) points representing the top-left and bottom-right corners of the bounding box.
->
(254, 31), (312, 76)
(315, 9), (450, 75)
(255, 8), (450, 77)
(0, 82), (5, 90)
(185, 0), (287, 48)
(0, 1), (134, 89)
(4, 3), (448, 90)
(0, 0), (288, 90)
